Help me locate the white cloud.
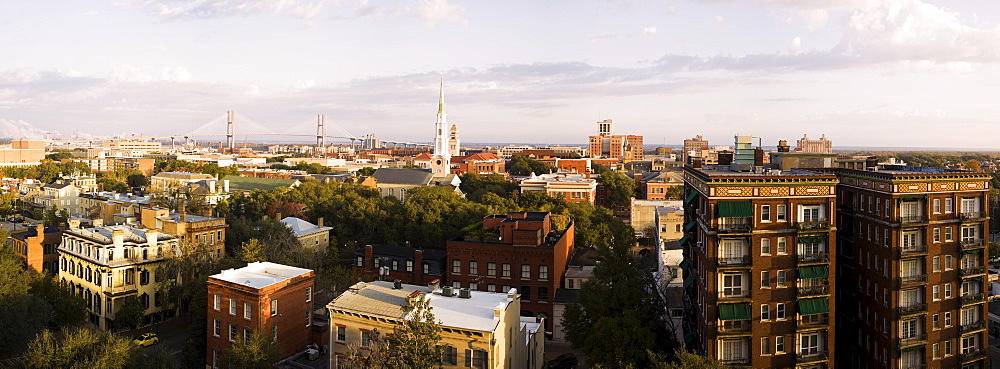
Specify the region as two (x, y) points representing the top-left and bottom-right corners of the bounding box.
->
(644, 26), (657, 35)
(0, 119), (48, 139)
(715, 15), (725, 24)
(789, 37), (804, 54)
(125, 0), (327, 20)
(416, 0), (464, 26)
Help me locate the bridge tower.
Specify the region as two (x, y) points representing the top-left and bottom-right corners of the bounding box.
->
(226, 110), (235, 152)
(316, 114), (326, 154)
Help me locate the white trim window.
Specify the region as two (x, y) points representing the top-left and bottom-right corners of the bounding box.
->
(799, 204), (822, 222)
(721, 273), (745, 297)
(799, 332), (822, 356)
(719, 339), (747, 362)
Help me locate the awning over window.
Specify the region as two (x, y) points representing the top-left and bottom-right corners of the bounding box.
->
(963, 249), (982, 254)
(684, 191), (698, 205)
(679, 260), (690, 270)
(798, 235), (827, 243)
(965, 276), (984, 282)
(798, 298), (829, 315)
(683, 275), (695, 287)
(679, 236), (690, 246)
(798, 266), (829, 279)
(900, 345), (924, 353)
(684, 221), (697, 232)
(718, 303), (752, 321)
(717, 201), (753, 217)
(899, 196), (926, 201)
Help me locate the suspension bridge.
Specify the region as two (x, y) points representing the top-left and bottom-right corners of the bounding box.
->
(52, 111), (431, 149)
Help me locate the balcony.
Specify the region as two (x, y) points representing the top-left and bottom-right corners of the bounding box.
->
(897, 333), (927, 347)
(897, 303), (927, 316)
(796, 352), (828, 364)
(718, 290), (751, 301)
(960, 265), (986, 277)
(896, 274), (927, 287)
(717, 223), (751, 233)
(961, 320), (985, 334)
(719, 357), (750, 365)
(718, 320), (751, 336)
(961, 239), (984, 250)
(796, 220), (830, 232)
(798, 253), (830, 264)
(898, 244), (928, 258)
(898, 215), (927, 224)
(718, 256), (752, 268)
(101, 283), (138, 295)
(797, 285), (830, 297)
(960, 348), (986, 363)
(961, 293), (985, 306)
(959, 212), (985, 221)
(797, 313), (829, 328)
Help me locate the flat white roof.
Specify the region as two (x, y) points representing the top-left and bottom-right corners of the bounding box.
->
(210, 261), (313, 289)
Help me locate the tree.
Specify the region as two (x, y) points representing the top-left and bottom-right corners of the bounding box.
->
(266, 200), (308, 220)
(356, 167), (377, 176)
(648, 349), (732, 369)
(25, 327), (139, 369)
(506, 155), (555, 176)
(965, 159), (982, 171)
(30, 274), (87, 327)
(665, 186), (684, 200)
(597, 169), (637, 210)
(240, 239), (267, 263)
(227, 331), (280, 369)
(116, 295), (146, 330)
(387, 294), (443, 368)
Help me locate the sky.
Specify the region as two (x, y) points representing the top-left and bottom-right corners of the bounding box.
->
(1, 0), (999, 148)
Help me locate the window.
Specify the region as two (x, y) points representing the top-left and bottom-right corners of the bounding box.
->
(361, 330), (371, 347)
(761, 304), (770, 321)
(423, 263), (429, 274)
(775, 336), (785, 353)
(776, 303), (785, 320)
(502, 263), (511, 278)
(933, 199), (941, 213)
(762, 337), (771, 355)
(469, 261), (478, 275)
(306, 287), (312, 302)
(945, 227), (953, 242)
(452, 281), (461, 288)
(722, 274), (744, 297)
(521, 264), (531, 279)
(944, 283), (952, 299)
(933, 314), (940, 330)
(961, 335), (977, 354)
(392, 260), (398, 271)
(306, 310), (311, 327)
(761, 205), (771, 222)
(452, 259), (461, 274)
(213, 319), (221, 337)
(466, 349), (488, 369)
(933, 285), (940, 301)
(405, 260), (413, 272)
(214, 295), (220, 310)
(245, 302), (252, 320)
(336, 325), (346, 342)
(776, 238), (786, 254)
(440, 345), (458, 365)
(487, 262), (496, 277)
(901, 319), (918, 338)
(487, 284), (496, 292)
(961, 197), (979, 214)
(800, 204), (822, 222)
(945, 340), (952, 356)
(933, 343), (940, 359)
(539, 265), (548, 280)
(944, 312), (952, 327)
(776, 205), (786, 221)
(776, 271), (786, 288)
(229, 298), (236, 315)
(521, 287), (531, 301)
(761, 238), (771, 255)
(945, 198), (953, 213)
(229, 323), (237, 342)
(270, 300), (277, 316)
(244, 328), (251, 342)
(933, 228), (941, 243)
(945, 255), (953, 270)
(539, 287), (548, 302)
(761, 271), (771, 288)
(799, 333), (821, 356)
(961, 224), (978, 243)
(932, 257), (940, 272)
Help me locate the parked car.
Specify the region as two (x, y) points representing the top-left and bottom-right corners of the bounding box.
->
(133, 333), (159, 347)
(547, 353), (578, 369)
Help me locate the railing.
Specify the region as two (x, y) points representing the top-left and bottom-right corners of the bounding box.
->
(718, 223), (751, 233)
(798, 253), (830, 264)
(897, 334), (927, 347)
(897, 303), (927, 316)
(897, 274), (927, 287)
(718, 320), (751, 335)
(795, 352), (828, 364)
(898, 244), (928, 257)
(718, 256), (752, 267)
(797, 285), (830, 297)
(961, 293), (985, 305)
(718, 290), (751, 300)
(959, 211), (984, 220)
(796, 220), (830, 231)
(898, 215), (927, 224)
(900, 365), (926, 369)
(719, 357), (750, 365)
(797, 313), (829, 327)
(960, 265), (985, 276)
(960, 239), (984, 249)
(102, 283), (138, 295)
(960, 320), (985, 333)
(960, 348), (986, 362)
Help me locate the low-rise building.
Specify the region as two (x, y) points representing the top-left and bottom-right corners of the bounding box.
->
(280, 217), (332, 250)
(327, 281), (544, 369)
(139, 207), (228, 259)
(353, 244), (447, 286)
(10, 223), (62, 274)
(518, 173), (597, 204)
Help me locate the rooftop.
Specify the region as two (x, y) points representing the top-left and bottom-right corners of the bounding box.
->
(210, 262), (313, 290)
(354, 244), (447, 259)
(65, 224), (176, 244)
(280, 217), (332, 237)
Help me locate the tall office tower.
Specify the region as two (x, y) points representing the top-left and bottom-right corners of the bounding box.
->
(833, 166), (990, 369)
(682, 166), (837, 368)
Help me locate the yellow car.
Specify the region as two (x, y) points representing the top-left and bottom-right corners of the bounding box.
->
(133, 333), (159, 347)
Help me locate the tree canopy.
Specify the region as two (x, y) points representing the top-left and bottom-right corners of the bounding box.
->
(506, 155), (555, 176)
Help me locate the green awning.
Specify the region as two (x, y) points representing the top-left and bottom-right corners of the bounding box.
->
(798, 266), (829, 279)
(717, 201), (753, 217)
(718, 303), (752, 321)
(798, 235), (827, 243)
(684, 221), (697, 232)
(963, 249), (982, 254)
(679, 236), (690, 246)
(684, 191), (698, 205)
(679, 260), (690, 270)
(683, 275), (695, 287)
(900, 345), (923, 353)
(684, 332), (693, 343)
(798, 298), (829, 315)
(965, 276), (984, 282)
(899, 196), (926, 201)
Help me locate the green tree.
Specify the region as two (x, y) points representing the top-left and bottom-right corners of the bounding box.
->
(356, 167), (377, 176)
(649, 349), (732, 369)
(387, 294), (443, 368)
(665, 186), (684, 200)
(116, 295), (146, 330)
(506, 155), (555, 176)
(30, 274), (87, 327)
(24, 327), (138, 369)
(227, 331), (280, 369)
(45, 151), (75, 161)
(240, 239), (267, 263)
(597, 169), (637, 210)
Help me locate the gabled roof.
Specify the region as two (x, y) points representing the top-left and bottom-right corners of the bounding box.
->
(372, 168), (433, 185)
(225, 176), (299, 191)
(413, 153), (433, 160)
(280, 217), (332, 237)
(463, 153), (500, 162)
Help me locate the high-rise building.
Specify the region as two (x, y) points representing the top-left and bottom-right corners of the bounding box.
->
(683, 135), (709, 163)
(587, 119), (643, 162)
(833, 166), (990, 369)
(682, 166), (837, 368)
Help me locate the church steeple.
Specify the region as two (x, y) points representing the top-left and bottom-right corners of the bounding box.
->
(431, 78), (451, 176)
(437, 78), (445, 116)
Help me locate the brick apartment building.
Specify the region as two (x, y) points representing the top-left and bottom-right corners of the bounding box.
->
(10, 224), (62, 274)
(206, 262), (316, 368)
(446, 212), (574, 331)
(683, 166), (837, 368)
(353, 243), (447, 285)
(832, 166), (990, 369)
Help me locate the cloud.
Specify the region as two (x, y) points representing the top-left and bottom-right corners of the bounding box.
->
(715, 15), (725, 24)
(124, 0), (328, 20)
(644, 26), (657, 35)
(416, 0), (464, 26)
(0, 119), (48, 139)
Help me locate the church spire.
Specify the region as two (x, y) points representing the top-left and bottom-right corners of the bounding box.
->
(437, 77), (445, 115)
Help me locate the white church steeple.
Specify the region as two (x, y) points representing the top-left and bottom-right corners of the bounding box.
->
(431, 78), (451, 175)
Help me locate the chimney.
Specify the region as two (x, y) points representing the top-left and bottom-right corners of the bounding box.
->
(146, 229), (158, 248)
(209, 180), (216, 194)
(317, 217), (324, 228)
(112, 229), (125, 248)
(507, 288), (517, 301)
(364, 245), (373, 270)
(414, 249), (424, 280)
(178, 201), (187, 222)
(223, 179), (230, 193)
(36, 223), (44, 236)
